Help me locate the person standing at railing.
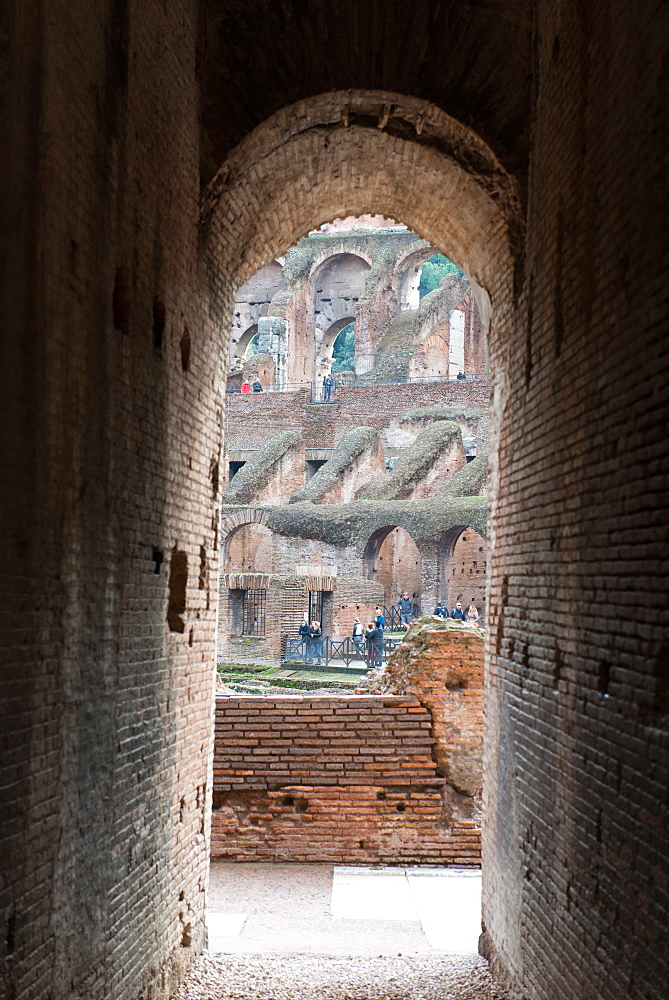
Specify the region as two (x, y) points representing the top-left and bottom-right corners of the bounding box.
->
(398, 592), (413, 630)
(374, 606), (385, 628)
(322, 374), (333, 402)
(307, 620), (323, 664)
(298, 619), (310, 656)
(352, 617), (364, 655)
(364, 621), (384, 668)
(241, 381), (251, 394)
(252, 378), (263, 392)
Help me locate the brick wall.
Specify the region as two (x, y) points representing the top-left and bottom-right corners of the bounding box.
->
(211, 696), (481, 865)
(226, 380), (490, 452)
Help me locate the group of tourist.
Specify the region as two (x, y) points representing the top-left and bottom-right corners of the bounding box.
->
(298, 619), (324, 663)
(240, 379), (263, 393)
(351, 607), (386, 666)
(297, 595), (479, 670)
(433, 599), (479, 622)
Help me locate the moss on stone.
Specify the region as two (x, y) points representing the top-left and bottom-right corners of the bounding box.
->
(358, 421), (462, 500)
(289, 426), (378, 503)
(442, 446), (489, 497)
(221, 429), (301, 504)
(263, 493), (487, 548)
(400, 406), (484, 424)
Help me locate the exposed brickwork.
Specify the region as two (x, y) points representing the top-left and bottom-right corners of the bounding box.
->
(4, 4), (667, 1000)
(226, 381), (490, 453)
(380, 619), (484, 798)
(211, 697), (481, 865)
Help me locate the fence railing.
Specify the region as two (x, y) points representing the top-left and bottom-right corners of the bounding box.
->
(379, 603), (420, 629)
(226, 374), (490, 397)
(284, 635), (401, 668)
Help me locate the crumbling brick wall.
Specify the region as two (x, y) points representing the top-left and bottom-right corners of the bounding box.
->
(211, 695), (481, 865)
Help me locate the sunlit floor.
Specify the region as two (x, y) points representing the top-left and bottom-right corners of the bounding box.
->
(206, 863), (482, 956)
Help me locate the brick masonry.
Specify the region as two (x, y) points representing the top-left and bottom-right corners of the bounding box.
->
(4, 4), (667, 1000)
(226, 380), (490, 454)
(211, 696), (481, 866)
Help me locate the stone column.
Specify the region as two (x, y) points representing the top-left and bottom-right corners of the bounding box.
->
(258, 316), (287, 388)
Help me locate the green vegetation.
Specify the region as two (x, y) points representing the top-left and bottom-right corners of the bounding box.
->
(418, 253), (463, 299)
(245, 331), (260, 359)
(331, 323), (355, 373)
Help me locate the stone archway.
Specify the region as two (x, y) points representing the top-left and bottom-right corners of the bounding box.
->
(362, 525), (422, 607)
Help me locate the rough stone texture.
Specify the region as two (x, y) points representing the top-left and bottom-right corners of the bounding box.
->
(359, 422), (465, 501)
(379, 619), (484, 797)
(289, 426), (384, 504)
(211, 696), (481, 865)
(221, 431), (303, 505)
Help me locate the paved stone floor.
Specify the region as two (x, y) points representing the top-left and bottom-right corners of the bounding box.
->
(172, 865), (508, 1000)
(206, 862), (483, 957)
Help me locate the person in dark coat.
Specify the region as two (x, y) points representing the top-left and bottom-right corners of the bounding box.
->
(307, 620), (323, 663)
(450, 601), (466, 621)
(364, 622), (384, 667)
(434, 602), (448, 618)
(322, 375), (333, 401)
(252, 379), (263, 392)
(298, 619), (310, 655)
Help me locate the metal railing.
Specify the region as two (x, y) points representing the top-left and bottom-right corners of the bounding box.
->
(284, 635), (400, 668)
(380, 603), (420, 629)
(226, 374), (490, 397)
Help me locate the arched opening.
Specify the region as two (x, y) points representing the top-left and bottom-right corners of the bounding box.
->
(331, 321), (355, 374)
(201, 86), (517, 974)
(316, 316), (356, 377)
(439, 526), (488, 621)
(418, 253), (463, 300)
(363, 526), (422, 608)
(311, 252), (371, 380)
(223, 523), (274, 575)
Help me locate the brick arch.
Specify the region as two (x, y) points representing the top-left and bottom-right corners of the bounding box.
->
(220, 508), (269, 545)
(391, 245), (439, 310)
(308, 247), (374, 282)
(201, 89), (522, 307)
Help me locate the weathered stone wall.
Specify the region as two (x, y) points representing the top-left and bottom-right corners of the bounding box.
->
(211, 696), (481, 865)
(4, 3), (667, 1000)
(226, 380), (490, 452)
(380, 619), (485, 798)
(2, 3), (217, 998)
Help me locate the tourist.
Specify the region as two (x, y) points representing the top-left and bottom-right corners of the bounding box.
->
(450, 601), (466, 621)
(322, 374), (333, 401)
(298, 619), (310, 655)
(374, 606), (385, 628)
(433, 601), (448, 618)
(398, 591), (413, 628)
(351, 617), (364, 655)
(466, 602), (479, 623)
(240, 380), (251, 393)
(364, 621), (384, 667)
(252, 378), (263, 392)
(307, 620), (323, 663)
(457, 370), (467, 380)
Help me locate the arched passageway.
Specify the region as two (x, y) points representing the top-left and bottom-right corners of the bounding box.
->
(7, 7), (667, 999)
(363, 526), (422, 607)
(223, 523), (274, 575)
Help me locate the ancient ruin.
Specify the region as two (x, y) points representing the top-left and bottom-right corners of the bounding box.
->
(219, 220), (489, 664)
(3, 4), (667, 1000)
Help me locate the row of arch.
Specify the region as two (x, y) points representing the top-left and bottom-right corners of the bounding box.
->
(222, 519), (487, 615)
